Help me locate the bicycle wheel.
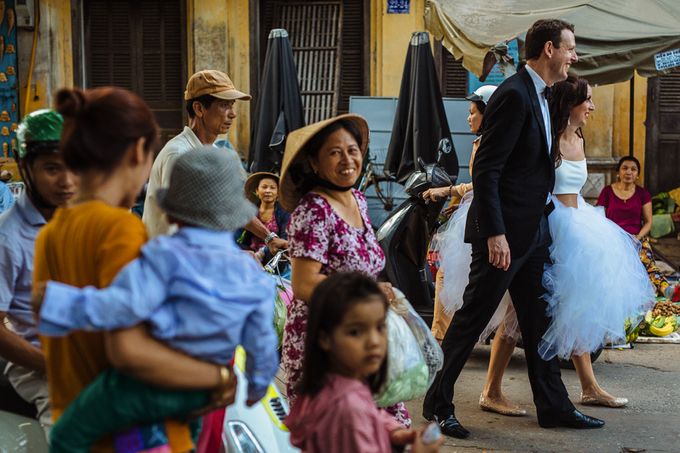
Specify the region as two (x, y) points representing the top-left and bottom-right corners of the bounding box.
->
(363, 176), (407, 228)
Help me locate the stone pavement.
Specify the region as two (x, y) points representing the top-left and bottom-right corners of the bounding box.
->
(406, 343), (680, 453)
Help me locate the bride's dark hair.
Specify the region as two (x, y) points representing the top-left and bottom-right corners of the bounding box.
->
(549, 75), (589, 165)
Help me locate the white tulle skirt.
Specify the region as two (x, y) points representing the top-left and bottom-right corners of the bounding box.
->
(436, 191), (521, 342)
(539, 196), (656, 360)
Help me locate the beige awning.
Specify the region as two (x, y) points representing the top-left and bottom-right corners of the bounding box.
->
(425, 0), (680, 85)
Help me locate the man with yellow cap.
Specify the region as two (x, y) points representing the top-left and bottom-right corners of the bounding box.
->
(143, 70), (288, 252)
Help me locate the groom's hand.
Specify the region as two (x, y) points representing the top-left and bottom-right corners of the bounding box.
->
(488, 234), (511, 271)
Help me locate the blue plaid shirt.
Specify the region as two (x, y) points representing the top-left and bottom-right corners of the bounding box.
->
(0, 193), (45, 346)
(39, 227), (278, 401)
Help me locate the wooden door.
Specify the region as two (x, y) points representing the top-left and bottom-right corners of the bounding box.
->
(646, 71), (680, 194)
(84, 0), (186, 146)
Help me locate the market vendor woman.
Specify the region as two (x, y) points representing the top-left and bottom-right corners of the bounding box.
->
(597, 156), (679, 301)
(239, 172), (290, 263)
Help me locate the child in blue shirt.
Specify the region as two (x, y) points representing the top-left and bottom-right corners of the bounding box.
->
(36, 147), (278, 452)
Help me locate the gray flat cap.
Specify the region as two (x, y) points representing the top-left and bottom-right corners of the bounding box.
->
(157, 146), (256, 231)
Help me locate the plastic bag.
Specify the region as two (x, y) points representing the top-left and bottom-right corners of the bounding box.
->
(426, 232), (442, 279)
(375, 289), (444, 407)
(273, 284), (291, 347)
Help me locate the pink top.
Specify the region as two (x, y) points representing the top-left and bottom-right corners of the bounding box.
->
(597, 185), (651, 235)
(285, 374), (402, 453)
(286, 189), (384, 277)
(250, 212), (279, 251)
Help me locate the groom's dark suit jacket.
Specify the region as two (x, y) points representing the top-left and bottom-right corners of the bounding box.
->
(464, 68), (555, 257)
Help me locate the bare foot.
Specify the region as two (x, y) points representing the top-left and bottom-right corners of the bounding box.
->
(479, 393), (527, 416)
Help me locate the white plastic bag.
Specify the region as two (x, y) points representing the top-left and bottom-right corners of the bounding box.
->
(375, 289), (444, 407)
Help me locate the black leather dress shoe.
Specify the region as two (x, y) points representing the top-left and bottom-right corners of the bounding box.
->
(538, 409), (605, 429)
(436, 414), (471, 439)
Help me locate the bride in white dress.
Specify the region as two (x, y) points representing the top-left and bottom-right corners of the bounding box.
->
(540, 75), (654, 407)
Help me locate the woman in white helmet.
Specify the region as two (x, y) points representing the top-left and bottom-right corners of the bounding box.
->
(424, 85), (526, 416)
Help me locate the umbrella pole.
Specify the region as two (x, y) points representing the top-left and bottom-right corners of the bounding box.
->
(629, 78), (635, 157)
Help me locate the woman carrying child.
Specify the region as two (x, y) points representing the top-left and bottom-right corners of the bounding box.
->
(33, 87), (238, 452)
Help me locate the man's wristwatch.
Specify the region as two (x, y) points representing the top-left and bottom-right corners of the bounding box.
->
(264, 231), (279, 245)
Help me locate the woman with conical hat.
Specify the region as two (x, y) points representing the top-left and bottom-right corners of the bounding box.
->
(279, 114), (411, 427)
(239, 172), (290, 265)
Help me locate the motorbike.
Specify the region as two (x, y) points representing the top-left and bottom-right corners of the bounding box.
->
(0, 360), (47, 452)
(377, 158), (455, 325)
(222, 346), (298, 453)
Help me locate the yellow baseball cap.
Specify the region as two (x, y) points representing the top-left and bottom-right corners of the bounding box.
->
(184, 70), (251, 101)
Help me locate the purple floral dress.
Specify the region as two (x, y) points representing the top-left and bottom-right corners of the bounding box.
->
(283, 189), (411, 428)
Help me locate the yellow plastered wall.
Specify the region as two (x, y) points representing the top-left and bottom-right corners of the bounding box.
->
(187, 0), (250, 156)
(17, 0), (73, 114)
(613, 74), (647, 175)
(583, 75), (647, 181)
(370, 0), (426, 97)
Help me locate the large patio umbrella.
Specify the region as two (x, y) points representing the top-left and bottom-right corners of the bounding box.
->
(384, 32), (459, 184)
(248, 29), (305, 173)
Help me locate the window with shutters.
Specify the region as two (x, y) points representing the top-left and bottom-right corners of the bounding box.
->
(259, 0), (366, 123)
(646, 70), (680, 193)
(438, 44), (468, 98)
(84, 0), (186, 145)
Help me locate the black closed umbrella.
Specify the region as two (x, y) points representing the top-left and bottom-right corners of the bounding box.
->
(248, 29), (305, 173)
(384, 32), (458, 184)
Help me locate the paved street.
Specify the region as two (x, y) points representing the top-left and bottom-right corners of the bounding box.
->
(405, 343), (680, 453)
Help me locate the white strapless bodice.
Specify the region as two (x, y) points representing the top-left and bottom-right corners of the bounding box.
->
(553, 159), (587, 195)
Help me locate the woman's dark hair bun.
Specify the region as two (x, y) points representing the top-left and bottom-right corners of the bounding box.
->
(55, 88), (87, 118)
(56, 86), (159, 173)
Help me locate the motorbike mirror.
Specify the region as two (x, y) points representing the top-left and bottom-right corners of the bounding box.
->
(436, 137), (453, 163)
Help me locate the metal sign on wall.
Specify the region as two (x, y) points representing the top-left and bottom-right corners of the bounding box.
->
(387, 0), (410, 14)
(0, 0), (18, 160)
(655, 49), (680, 71)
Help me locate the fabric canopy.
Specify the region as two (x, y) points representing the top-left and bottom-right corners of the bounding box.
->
(425, 0), (680, 85)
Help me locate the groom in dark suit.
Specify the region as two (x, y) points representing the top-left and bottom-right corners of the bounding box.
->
(423, 19), (605, 438)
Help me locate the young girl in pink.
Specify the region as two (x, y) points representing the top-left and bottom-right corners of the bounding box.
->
(285, 272), (442, 453)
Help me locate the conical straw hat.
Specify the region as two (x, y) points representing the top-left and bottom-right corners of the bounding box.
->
(279, 114), (369, 212)
(244, 171), (279, 205)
